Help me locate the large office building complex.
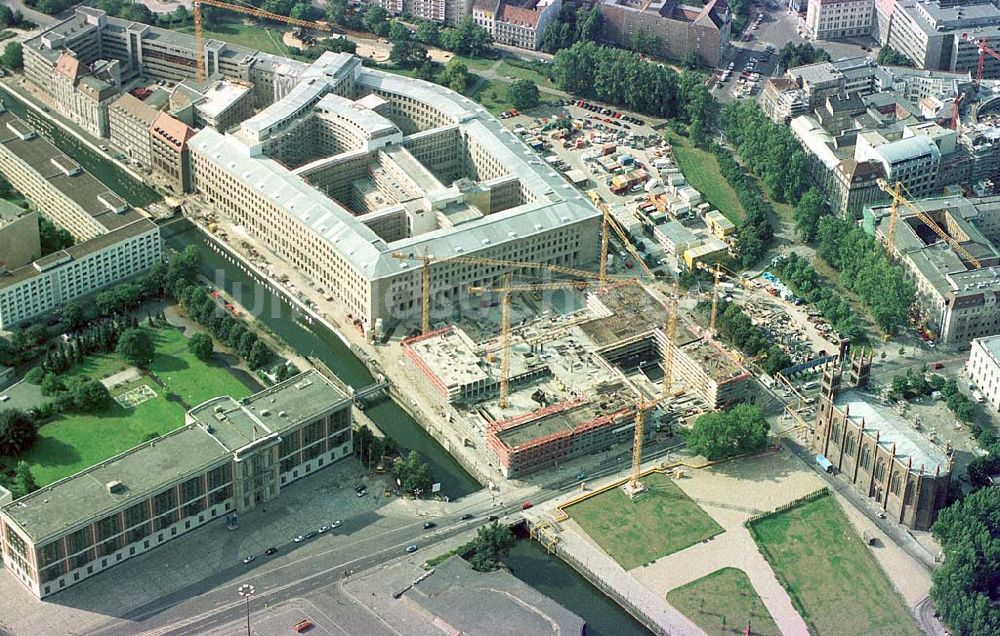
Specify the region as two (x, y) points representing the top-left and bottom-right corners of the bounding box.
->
(0, 371), (352, 598)
(806, 0), (875, 41)
(966, 334), (1000, 412)
(0, 108), (160, 330)
(189, 51), (602, 336)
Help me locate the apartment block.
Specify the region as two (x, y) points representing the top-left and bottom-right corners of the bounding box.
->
(966, 335), (1000, 412)
(0, 371), (351, 598)
(472, 0), (562, 51)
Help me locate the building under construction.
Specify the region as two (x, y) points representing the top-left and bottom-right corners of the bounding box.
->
(404, 283), (749, 478)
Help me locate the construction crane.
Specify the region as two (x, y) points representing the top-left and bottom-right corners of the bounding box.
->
(468, 277), (640, 408)
(697, 261), (750, 333)
(962, 33), (1000, 86)
(590, 193), (654, 280)
(877, 179), (982, 269)
(391, 252), (622, 336)
(662, 277), (680, 399)
(193, 0), (333, 81)
(624, 397), (662, 499)
(951, 93), (965, 132)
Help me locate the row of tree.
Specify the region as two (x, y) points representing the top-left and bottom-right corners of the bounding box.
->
(710, 301), (791, 375)
(539, 1), (601, 54)
(0, 408), (39, 499)
(710, 145), (775, 267)
(814, 217), (915, 334)
(876, 46), (914, 68)
(0, 5), (31, 29)
(551, 41), (714, 137)
(722, 100), (810, 205)
(771, 253), (868, 344)
(177, 284), (275, 370)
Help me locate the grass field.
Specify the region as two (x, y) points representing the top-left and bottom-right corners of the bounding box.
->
(671, 136), (747, 224)
(176, 20), (304, 60)
(495, 61), (556, 89)
(566, 472), (724, 570)
(3, 328), (255, 486)
(748, 492), (919, 636)
(469, 78), (516, 115)
(667, 567), (780, 636)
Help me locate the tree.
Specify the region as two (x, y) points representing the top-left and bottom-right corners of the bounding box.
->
(188, 332), (214, 362)
(363, 4), (389, 37)
(890, 375), (910, 399)
(40, 372), (64, 397)
(390, 40), (429, 69)
(507, 79), (540, 110)
(439, 61), (470, 93)
(930, 487), (1000, 635)
(467, 522), (516, 572)
(38, 216), (74, 256)
(392, 450), (433, 496)
(415, 20), (440, 46)
(24, 367), (44, 385)
(777, 42), (830, 71)
(10, 461), (38, 499)
(165, 245), (201, 291)
(1, 42), (23, 71)
(237, 330), (258, 360)
(248, 339), (273, 369)
(116, 328), (155, 368)
(876, 46), (914, 68)
(62, 302), (86, 332)
(388, 20), (410, 42)
(681, 50), (702, 70)
(440, 16), (491, 57)
(686, 404), (769, 461)
(794, 188), (827, 242)
(71, 380), (111, 412)
(0, 409), (36, 456)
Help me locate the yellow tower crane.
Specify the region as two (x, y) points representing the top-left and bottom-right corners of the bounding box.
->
(877, 179), (982, 269)
(468, 277), (640, 408)
(623, 397), (663, 499)
(590, 193), (654, 280)
(391, 252), (632, 336)
(193, 0), (333, 81)
(662, 277), (681, 399)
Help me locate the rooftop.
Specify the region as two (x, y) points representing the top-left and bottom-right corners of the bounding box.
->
(578, 284), (664, 349)
(0, 110), (142, 233)
(402, 328), (491, 393)
(1, 371), (347, 543)
(495, 394), (633, 448)
(834, 389), (950, 474)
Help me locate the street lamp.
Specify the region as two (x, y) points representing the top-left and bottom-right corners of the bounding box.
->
(237, 583), (255, 636)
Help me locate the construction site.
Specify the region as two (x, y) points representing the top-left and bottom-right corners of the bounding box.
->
(402, 280), (752, 480)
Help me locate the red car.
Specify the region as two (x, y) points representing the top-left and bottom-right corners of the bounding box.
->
(521, 501), (534, 510)
(293, 620), (314, 633)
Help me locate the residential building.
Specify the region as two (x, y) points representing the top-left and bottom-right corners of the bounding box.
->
(108, 93), (158, 169)
(760, 77), (808, 124)
(865, 195), (1000, 344)
(967, 335), (1000, 411)
(472, 0), (562, 51)
(0, 371), (352, 598)
(190, 52), (602, 336)
(806, 0), (874, 40)
(0, 202), (41, 271)
(149, 112), (195, 194)
(0, 108), (160, 330)
(361, 0), (469, 24)
(814, 359), (951, 531)
(598, 0), (731, 68)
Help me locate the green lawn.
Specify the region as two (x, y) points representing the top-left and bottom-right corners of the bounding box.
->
(566, 472), (724, 570)
(3, 327), (255, 486)
(671, 135), (747, 224)
(667, 567), (781, 636)
(496, 61), (556, 89)
(469, 78), (516, 115)
(175, 20), (304, 60)
(748, 492), (919, 636)
(449, 55), (498, 72)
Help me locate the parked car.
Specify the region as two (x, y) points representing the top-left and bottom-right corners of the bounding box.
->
(294, 535), (306, 543)
(406, 544), (419, 553)
(423, 521), (436, 529)
(264, 546), (278, 555)
(242, 555), (255, 564)
(293, 619), (314, 633)
(460, 514), (474, 520)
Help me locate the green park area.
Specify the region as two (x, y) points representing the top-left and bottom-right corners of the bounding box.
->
(566, 472), (723, 570)
(177, 20), (303, 60)
(3, 328), (254, 487)
(670, 135), (746, 224)
(748, 492), (919, 636)
(667, 567), (780, 636)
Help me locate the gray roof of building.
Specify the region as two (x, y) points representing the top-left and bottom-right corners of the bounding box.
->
(0, 371), (346, 544)
(873, 135), (941, 164)
(315, 93), (398, 139)
(834, 389), (950, 474)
